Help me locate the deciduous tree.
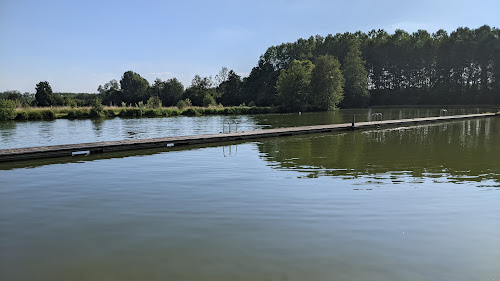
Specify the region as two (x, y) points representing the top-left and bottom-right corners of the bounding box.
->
(311, 55), (344, 111)
(184, 75), (215, 106)
(341, 39), (369, 107)
(276, 59), (314, 111)
(120, 71), (150, 104)
(219, 70), (243, 106)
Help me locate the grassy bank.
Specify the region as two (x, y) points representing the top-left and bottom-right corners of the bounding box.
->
(8, 105), (277, 121)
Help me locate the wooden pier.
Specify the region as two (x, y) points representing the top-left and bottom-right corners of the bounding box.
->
(0, 113), (497, 163)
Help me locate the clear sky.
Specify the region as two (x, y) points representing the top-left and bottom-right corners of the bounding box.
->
(1, 0), (499, 93)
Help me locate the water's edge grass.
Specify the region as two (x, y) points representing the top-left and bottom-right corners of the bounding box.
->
(12, 106), (278, 120)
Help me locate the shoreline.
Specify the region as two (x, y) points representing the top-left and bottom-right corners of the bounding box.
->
(7, 105), (278, 121)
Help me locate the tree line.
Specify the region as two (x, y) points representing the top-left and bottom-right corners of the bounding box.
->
(247, 24), (500, 108)
(2, 25), (499, 111)
(0, 87), (98, 108)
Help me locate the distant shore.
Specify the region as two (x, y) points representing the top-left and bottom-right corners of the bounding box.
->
(7, 105), (278, 121)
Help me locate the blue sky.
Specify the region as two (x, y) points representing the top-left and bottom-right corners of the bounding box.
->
(1, 0), (499, 93)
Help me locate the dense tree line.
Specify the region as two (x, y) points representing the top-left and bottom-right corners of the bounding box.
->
(249, 25), (500, 107)
(97, 69), (247, 108)
(2, 25), (498, 110)
(0, 90), (35, 107)
(1, 87), (97, 107)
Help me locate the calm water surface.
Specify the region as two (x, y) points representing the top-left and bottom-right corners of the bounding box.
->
(0, 107), (491, 149)
(1, 111), (499, 281)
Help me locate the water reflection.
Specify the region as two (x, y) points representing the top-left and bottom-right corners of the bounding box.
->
(257, 118), (500, 185)
(2, 117), (499, 187)
(0, 121), (16, 146)
(251, 107), (493, 128)
(222, 144), (238, 157)
(0, 107), (495, 149)
(37, 120), (56, 145)
(91, 119), (104, 139)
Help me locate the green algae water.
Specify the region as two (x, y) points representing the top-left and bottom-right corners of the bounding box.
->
(1, 113), (499, 280)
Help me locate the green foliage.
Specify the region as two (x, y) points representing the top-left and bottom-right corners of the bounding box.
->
(28, 111), (44, 120)
(176, 99), (187, 109)
(57, 92), (95, 106)
(66, 109), (90, 118)
(9, 105), (278, 121)
(177, 98), (192, 110)
(1, 90), (35, 107)
(276, 59), (315, 112)
(90, 97), (105, 118)
(35, 81), (54, 106)
(11, 109), (56, 120)
(40, 110), (56, 119)
(9, 25), (499, 111)
(311, 55), (344, 111)
(182, 108), (201, 116)
(102, 91), (124, 106)
(202, 94), (216, 107)
(144, 109), (163, 117)
(15, 110), (30, 120)
(2, 90), (22, 102)
(105, 109), (116, 117)
(52, 94), (65, 106)
(242, 58), (280, 107)
(65, 98), (78, 108)
(0, 99), (17, 120)
(151, 78), (185, 106)
(120, 71), (150, 104)
(28, 110), (44, 120)
(246, 25), (500, 107)
(118, 107), (183, 118)
(146, 96), (162, 109)
(276, 56), (344, 112)
(98, 79), (121, 106)
(341, 39), (369, 108)
(163, 108), (181, 116)
(219, 70), (243, 106)
(184, 75), (215, 106)
(119, 108), (139, 117)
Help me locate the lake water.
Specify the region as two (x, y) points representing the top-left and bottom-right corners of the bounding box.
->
(0, 107), (490, 149)
(1, 108), (499, 281)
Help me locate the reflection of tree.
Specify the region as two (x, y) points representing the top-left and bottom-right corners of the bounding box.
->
(250, 108), (493, 130)
(251, 111), (346, 129)
(257, 118), (500, 183)
(0, 120), (16, 144)
(92, 119), (104, 139)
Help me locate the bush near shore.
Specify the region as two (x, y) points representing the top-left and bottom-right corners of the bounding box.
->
(4, 105), (277, 121)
